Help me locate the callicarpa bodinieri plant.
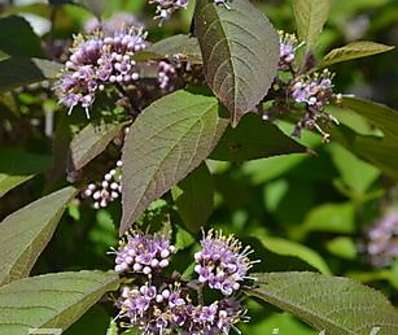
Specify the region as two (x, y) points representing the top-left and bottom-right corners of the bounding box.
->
(1, 0), (398, 335)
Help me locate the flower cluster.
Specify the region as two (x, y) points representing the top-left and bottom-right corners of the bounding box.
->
(55, 27), (147, 117)
(367, 212), (398, 267)
(291, 69), (335, 111)
(289, 69), (338, 139)
(194, 230), (258, 296)
(157, 60), (177, 90)
(148, 0), (229, 22)
(113, 230), (176, 274)
(149, 0), (189, 22)
(117, 282), (243, 335)
(113, 229), (252, 334)
(83, 159), (123, 209)
(278, 31), (298, 70)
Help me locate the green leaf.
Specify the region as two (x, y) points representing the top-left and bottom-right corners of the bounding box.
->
(210, 114), (307, 162)
(320, 41), (394, 67)
(293, 0), (331, 51)
(257, 236), (331, 275)
(0, 57), (62, 92)
(148, 35), (202, 64)
(328, 143), (380, 194)
(121, 90), (228, 235)
(172, 163), (214, 233)
(297, 202), (356, 239)
(194, 0), (279, 126)
(0, 270), (120, 335)
(326, 237), (358, 260)
(49, 0), (105, 18)
(0, 15), (44, 58)
(248, 272), (398, 335)
(0, 187), (77, 286)
(332, 96), (398, 179)
(0, 148), (52, 199)
(69, 121), (127, 171)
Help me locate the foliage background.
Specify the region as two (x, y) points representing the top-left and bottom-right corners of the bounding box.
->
(0, 0), (398, 334)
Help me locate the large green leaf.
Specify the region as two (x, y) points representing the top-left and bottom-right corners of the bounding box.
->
(194, 0), (279, 126)
(293, 0), (331, 51)
(0, 148), (52, 199)
(0, 57), (62, 92)
(172, 163), (214, 233)
(0, 15), (44, 58)
(0, 270), (120, 335)
(69, 121), (127, 171)
(0, 187), (77, 286)
(332, 96), (398, 179)
(320, 41), (394, 67)
(257, 236), (331, 275)
(121, 90), (228, 234)
(248, 272), (398, 335)
(210, 114), (307, 162)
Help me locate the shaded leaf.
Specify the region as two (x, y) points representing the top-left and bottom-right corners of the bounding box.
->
(0, 148), (52, 199)
(0, 57), (62, 92)
(69, 121), (127, 171)
(257, 236), (331, 275)
(332, 97), (398, 179)
(293, 0), (331, 51)
(148, 34), (202, 64)
(210, 114), (307, 162)
(0, 270), (120, 335)
(320, 41), (394, 67)
(172, 163), (214, 233)
(0, 187), (77, 286)
(194, 0), (279, 126)
(248, 272), (398, 335)
(0, 15), (44, 58)
(121, 90), (228, 235)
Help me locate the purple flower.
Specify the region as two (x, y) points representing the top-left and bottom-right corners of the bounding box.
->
(55, 26), (147, 117)
(113, 230), (176, 274)
(194, 230), (258, 296)
(157, 60), (177, 90)
(83, 159), (122, 209)
(290, 69), (335, 110)
(278, 31), (298, 70)
(368, 211), (398, 267)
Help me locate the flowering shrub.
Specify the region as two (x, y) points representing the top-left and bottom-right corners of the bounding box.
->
(1, 0), (398, 335)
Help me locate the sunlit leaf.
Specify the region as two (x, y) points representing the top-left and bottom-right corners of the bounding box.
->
(195, 0), (279, 126)
(247, 272), (398, 335)
(121, 90), (228, 235)
(320, 41), (394, 67)
(69, 121), (127, 171)
(293, 0), (331, 51)
(0, 270), (120, 335)
(0, 187), (77, 286)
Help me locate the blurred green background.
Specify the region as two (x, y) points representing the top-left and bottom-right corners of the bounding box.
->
(1, 0), (398, 334)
